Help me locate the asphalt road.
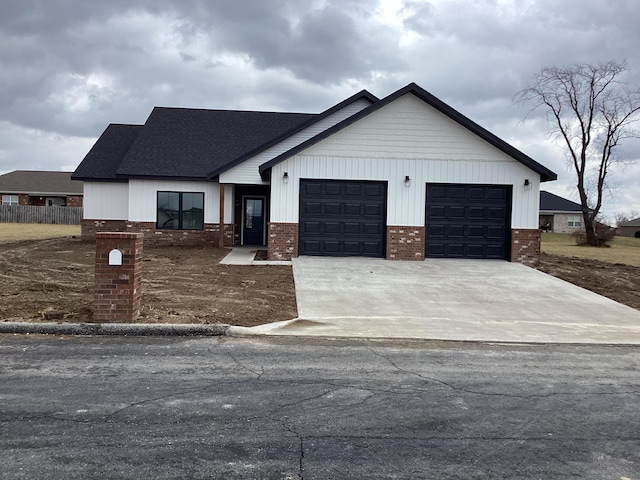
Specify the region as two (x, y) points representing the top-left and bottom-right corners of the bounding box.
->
(0, 335), (639, 479)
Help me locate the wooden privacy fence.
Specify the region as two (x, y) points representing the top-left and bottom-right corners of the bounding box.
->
(0, 205), (83, 225)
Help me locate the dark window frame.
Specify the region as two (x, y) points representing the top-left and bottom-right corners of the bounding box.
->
(156, 191), (205, 231)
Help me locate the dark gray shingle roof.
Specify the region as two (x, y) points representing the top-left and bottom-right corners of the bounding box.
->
(115, 108), (316, 179)
(0, 170), (83, 195)
(72, 124), (143, 181)
(540, 191), (583, 212)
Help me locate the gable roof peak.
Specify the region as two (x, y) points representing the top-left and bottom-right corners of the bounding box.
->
(260, 81), (557, 182)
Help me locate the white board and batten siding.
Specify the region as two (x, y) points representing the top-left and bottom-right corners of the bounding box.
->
(270, 93), (541, 229)
(219, 98), (372, 185)
(83, 182), (129, 220)
(127, 180), (233, 223)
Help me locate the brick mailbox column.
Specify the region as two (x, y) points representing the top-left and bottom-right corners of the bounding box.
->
(93, 232), (144, 323)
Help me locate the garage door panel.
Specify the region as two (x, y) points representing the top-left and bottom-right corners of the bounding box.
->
(364, 204), (383, 216)
(343, 242), (361, 253)
(363, 242), (384, 255)
(429, 224), (445, 237)
(302, 221), (321, 234)
(486, 226), (505, 238)
(365, 184), (384, 196)
(429, 185), (447, 198)
(426, 184), (511, 260)
(304, 183), (323, 195)
(449, 206), (466, 218)
(486, 244), (505, 257)
(428, 205), (446, 218)
(447, 244), (465, 256)
(448, 224), (465, 237)
(325, 222), (341, 234)
(325, 203), (341, 215)
(344, 184), (362, 196)
(302, 240), (321, 254)
(468, 207), (486, 218)
(468, 187), (486, 200)
(468, 225), (485, 237)
(323, 241), (340, 252)
(450, 187), (466, 198)
(489, 188), (507, 200)
(299, 180), (387, 257)
(325, 184), (342, 196)
(363, 223), (383, 235)
(303, 202), (322, 215)
(427, 243), (445, 256)
(343, 222), (360, 234)
(467, 244), (486, 257)
(344, 203), (361, 215)
(488, 207), (506, 219)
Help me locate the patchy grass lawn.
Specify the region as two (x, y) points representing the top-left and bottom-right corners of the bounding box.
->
(541, 233), (640, 267)
(0, 223), (81, 243)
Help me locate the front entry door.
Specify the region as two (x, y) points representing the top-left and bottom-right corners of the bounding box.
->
(242, 196), (266, 245)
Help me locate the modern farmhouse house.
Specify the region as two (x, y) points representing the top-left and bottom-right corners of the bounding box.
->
(72, 83), (556, 264)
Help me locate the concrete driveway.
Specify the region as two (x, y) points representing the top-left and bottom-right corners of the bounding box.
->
(262, 257), (640, 344)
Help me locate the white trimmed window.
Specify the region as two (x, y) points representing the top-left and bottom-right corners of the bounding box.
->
(2, 195), (18, 206)
(568, 215), (582, 228)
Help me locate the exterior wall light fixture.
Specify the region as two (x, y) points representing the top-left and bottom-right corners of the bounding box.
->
(404, 175), (411, 187)
(283, 172), (289, 184)
(524, 179), (531, 190)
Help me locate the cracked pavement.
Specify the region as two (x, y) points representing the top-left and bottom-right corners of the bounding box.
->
(0, 335), (639, 479)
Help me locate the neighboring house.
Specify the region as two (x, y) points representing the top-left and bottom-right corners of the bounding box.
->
(0, 170), (83, 207)
(539, 191), (584, 233)
(617, 217), (640, 238)
(73, 83), (556, 264)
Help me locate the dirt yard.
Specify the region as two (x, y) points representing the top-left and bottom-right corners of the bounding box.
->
(0, 234), (638, 326)
(0, 237), (297, 326)
(536, 253), (640, 310)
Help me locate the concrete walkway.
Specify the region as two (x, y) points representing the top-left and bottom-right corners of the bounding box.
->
(219, 246), (292, 266)
(257, 257), (640, 344)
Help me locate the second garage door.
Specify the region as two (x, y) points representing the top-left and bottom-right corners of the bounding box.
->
(299, 180), (387, 257)
(426, 184), (511, 259)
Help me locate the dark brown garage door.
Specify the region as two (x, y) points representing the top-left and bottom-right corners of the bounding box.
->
(426, 184), (511, 259)
(299, 180), (387, 257)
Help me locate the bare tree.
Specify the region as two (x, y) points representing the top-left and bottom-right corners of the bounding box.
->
(614, 211), (639, 227)
(516, 60), (640, 246)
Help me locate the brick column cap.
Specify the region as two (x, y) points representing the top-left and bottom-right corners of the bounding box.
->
(96, 232), (144, 240)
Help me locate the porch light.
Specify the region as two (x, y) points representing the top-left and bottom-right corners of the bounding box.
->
(524, 179), (531, 190)
(404, 175), (411, 187)
(283, 172), (289, 184)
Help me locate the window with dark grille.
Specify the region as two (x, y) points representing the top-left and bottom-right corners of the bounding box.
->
(157, 191), (204, 230)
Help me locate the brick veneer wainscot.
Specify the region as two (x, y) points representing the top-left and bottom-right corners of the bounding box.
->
(93, 232), (144, 323)
(81, 219), (127, 240)
(81, 220), (233, 247)
(268, 222), (298, 260)
(510, 229), (541, 265)
(124, 222), (233, 247)
(386, 226), (425, 260)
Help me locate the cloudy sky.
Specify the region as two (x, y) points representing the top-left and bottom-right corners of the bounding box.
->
(1, 0), (639, 218)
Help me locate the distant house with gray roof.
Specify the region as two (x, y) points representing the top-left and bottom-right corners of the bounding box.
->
(539, 191), (584, 233)
(0, 170), (83, 207)
(617, 217), (640, 238)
